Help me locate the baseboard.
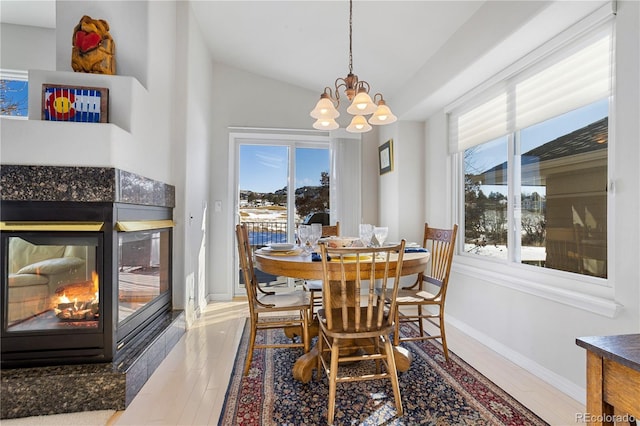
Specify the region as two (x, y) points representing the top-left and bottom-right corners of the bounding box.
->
(445, 314), (585, 405)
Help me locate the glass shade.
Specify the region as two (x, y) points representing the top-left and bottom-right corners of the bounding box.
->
(369, 102), (397, 125)
(346, 115), (372, 133)
(310, 96), (340, 119)
(346, 90), (377, 115)
(313, 117), (339, 130)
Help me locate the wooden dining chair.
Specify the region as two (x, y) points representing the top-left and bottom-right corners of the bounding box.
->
(303, 221), (340, 318)
(316, 240), (406, 424)
(235, 224), (310, 376)
(392, 223), (458, 361)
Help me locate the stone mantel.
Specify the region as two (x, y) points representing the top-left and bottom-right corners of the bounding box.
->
(0, 165), (175, 208)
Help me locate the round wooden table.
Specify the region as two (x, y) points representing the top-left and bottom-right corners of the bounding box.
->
(254, 248), (430, 383)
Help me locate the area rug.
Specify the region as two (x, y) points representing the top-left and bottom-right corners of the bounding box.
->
(219, 320), (549, 425)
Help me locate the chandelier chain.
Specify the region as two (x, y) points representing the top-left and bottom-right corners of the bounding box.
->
(348, 0), (353, 75)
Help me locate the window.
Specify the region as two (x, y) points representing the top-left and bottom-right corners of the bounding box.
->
(450, 16), (613, 280)
(0, 70), (28, 118)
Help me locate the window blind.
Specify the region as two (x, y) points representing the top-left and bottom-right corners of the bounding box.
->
(448, 11), (614, 154)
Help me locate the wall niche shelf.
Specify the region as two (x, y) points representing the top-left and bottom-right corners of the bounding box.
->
(28, 70), (146, 133)
(1, 70), (150, 173)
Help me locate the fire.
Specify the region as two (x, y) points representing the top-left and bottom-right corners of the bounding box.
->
(92, 271), (99, 301)
(52, 272), (100, 321)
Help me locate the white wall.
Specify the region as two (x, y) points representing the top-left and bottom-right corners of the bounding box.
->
(172, 3), (214, 322)
(359, 131), (379, 226)
(55, 0), (148, 87)
(48, 1), (170, 184)
(391, 0), (640, 402)
(424, 113), (453, 227)
(207, 62), (324, 300)
(0, 23), (55, 71)
(377, 122), (425, 245)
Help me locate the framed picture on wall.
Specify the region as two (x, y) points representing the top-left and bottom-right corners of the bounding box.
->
(42, 84), (109, 123)
(378, 139), (393, 175)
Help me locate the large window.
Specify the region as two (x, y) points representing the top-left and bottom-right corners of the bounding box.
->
(451, 18), (613, 280)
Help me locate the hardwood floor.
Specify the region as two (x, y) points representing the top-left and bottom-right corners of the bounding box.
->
(111, 300), (584, 425)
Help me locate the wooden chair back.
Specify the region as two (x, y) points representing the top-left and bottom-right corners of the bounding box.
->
(419, 223), (458, 301)
(321, 221), (340, 237)
(236, 224), (275, 313)
(319, 240), (406, 335)
(236, 224), (259, 308)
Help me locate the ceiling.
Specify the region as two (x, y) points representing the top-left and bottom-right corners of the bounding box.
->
(0, 0), (56, 28)
(1, 1), (484, 115)
(188, 1), (484, 104)
(2, 1), (610, 121)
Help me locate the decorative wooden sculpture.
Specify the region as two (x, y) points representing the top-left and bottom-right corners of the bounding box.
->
(71, 15), (116, 75)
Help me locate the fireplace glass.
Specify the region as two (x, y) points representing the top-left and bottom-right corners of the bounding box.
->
(118, 228), (170, 323)
(6, 235), (100, 332)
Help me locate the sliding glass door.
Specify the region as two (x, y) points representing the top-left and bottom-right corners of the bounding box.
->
(234, 135), (330, 296)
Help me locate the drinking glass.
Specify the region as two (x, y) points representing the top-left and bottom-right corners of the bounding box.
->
(310, 223), (322, 251)
(373, 226), (388, 247)
(359, 224), (374, 247)
(298, 225), (312, 254)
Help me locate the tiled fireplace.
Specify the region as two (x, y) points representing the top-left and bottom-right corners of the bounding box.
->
(0, 165), (185, 419)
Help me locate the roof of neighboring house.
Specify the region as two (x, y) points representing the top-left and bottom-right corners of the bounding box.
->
(521, 117), (608, 167)
(480, 117), (608, 175)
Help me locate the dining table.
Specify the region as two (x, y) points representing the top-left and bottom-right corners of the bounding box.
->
(254, 245), (430, 383)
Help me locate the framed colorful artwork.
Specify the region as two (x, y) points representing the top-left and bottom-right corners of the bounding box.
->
(42, 84), (109, 123)
(378, 139), (394, 175)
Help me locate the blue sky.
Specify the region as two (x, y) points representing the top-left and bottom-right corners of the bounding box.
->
(0, 79), (29, 117)
(239, 145), (329, 193)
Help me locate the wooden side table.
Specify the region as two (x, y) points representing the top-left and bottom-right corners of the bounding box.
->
(575, 334), (640, 425)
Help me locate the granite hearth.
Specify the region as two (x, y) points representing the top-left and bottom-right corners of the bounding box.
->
(1, 310), (185, 419)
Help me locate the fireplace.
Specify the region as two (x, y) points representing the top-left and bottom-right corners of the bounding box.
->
(1, 200), (173, 367)
(4, 229), (104, 355)
(0, 165), (184, 418)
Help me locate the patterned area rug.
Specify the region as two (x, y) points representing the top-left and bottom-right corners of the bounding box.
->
(219, 319), (549, 425)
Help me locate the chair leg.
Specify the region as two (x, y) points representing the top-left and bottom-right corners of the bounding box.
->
(316, 329), (324, 381)
(374, 336), (382, 373)
(439, 310), (449, 362)
(394, 309), (400, 346)
(301, 309), (310, 353)
(309, 290), (316, 319)
(417, 305), (424, 337)
(383, 335), (403, 417)
(244, 320), (258, 376)
(327, 339), (340, 425)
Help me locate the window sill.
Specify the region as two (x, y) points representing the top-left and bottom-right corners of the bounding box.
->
(453, 254), (622, 318)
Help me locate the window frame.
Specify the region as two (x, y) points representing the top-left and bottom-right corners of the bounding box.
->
(447, 5), (620, 317)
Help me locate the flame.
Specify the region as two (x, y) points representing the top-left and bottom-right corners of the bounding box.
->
(92, 271), (100, 302)
(59, 293), (70, 303)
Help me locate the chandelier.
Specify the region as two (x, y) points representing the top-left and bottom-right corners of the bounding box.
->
(310, 0), (397, 133)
